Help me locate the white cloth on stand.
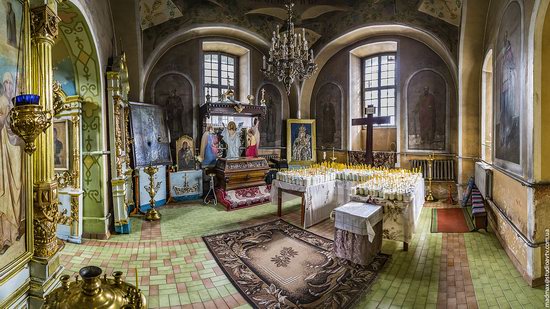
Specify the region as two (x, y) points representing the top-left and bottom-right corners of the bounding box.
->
(271, 180), (339, 228)
(334, 202), (383, 242)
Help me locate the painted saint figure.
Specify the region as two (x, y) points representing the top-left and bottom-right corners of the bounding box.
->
(200, 124), (218, 167)
(54, 127), (63, 166)
(6, 2), (17, 47)
(497, 31), (520, 162)
(292, 125), (312, 161)
(252, 118), (260, 150)
(0, 71), (23, 255)
(417, 86), (436, 145)
(177, 141), (195, 170)
(165, 89), (183, 140)
(245, 128), (257, 157)
(221, 121), (242, 159)
(320, 95), (336, 146)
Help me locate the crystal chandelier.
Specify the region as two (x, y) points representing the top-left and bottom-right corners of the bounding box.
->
(261, 1), (317, 94)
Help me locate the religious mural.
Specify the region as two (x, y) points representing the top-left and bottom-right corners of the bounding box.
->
(287, 119), (316, 164)
(53, 120), (70, 171)
(0, 0), (25, 271)
(154, 73), (194, 159)
(258, 84), (282, 147)
(494, 2), (522, 166)
(418, 0), (462, 27)
(407, 70), (447, 151)
(52, 39), (77, 96)
(139, 0), (182, 30)
(129, 102), (172, 168)
(314, 82), (341, 149)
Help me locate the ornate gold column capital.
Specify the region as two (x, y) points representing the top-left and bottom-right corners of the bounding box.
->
(30, 5), (60, 42)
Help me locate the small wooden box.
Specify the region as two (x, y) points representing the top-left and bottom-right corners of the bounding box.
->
(215, 157), (270, 191)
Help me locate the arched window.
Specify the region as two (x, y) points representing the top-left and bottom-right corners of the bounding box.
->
(481, 50), (493, 163)
(362, 53), (397, 125)
(203, 52), (238, 102)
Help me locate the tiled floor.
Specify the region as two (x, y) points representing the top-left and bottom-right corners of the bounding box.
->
(59, 200), (545, 308)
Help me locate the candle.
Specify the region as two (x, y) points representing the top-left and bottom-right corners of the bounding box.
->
(135, 268), (138, 289)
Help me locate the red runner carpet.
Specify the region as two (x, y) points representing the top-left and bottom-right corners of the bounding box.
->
(431, 208), (473, 233)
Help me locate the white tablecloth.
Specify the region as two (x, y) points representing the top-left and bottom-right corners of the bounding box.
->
(271, 180), (339, 228)
(349, 177), (425, 243)
(271, 177), (425, 240)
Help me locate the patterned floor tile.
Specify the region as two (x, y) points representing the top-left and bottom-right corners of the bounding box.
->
(58, 199), (545, 308)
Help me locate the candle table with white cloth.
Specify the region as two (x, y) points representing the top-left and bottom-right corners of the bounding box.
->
(333, 202), (384, 266)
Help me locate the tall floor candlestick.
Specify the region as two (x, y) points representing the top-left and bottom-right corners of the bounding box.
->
(425, 153), (437, 201)
(144, 165), (162, 221)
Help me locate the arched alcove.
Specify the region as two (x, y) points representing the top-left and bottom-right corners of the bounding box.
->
(312, 82), (343, 149)
(141, 25), (270, 101)
(152, 72), (195, 158)
(256, 83), (288, 148)
(57, 1), (108, 236)
(300, 24), (457, 118)
(481, 50), (494, 163)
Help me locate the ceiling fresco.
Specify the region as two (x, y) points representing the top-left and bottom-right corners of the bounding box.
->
(140, 0), (183, 29)
(418, 0), (462, 26)
(140, 0), (460, 61)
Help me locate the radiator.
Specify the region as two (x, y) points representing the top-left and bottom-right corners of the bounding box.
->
(409, 159), (455, 181)
(474, 161), (492, 199)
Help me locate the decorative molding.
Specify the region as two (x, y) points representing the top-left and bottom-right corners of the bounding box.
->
(30, 5), (60, 41)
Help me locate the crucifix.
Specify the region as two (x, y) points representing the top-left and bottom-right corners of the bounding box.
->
(352, 105), (391, 165)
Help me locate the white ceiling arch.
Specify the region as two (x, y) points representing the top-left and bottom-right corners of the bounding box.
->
(299, 23), (458, 118)
(141, 25), (270, 100)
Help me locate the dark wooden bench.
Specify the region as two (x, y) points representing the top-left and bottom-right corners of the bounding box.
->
(470, 187), (488, 231)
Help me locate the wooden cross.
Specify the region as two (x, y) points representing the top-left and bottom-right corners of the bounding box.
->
(352, 105), (391, 165)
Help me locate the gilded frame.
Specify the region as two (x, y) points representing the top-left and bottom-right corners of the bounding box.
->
(176, 135), (195, 171)
(286, 119), (317, 165)
(53, 119), (70, 171)
(0, 0), (33, 284)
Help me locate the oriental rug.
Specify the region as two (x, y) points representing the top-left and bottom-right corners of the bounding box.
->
(203, 219), (389, 308)
(431, 208), (474, 233)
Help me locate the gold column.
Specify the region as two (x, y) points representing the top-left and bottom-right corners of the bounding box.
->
(30, 4), (61, 259)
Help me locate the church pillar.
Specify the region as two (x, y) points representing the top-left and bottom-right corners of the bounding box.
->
(457, 0), (490, 190)
(28, 3), (65, 307)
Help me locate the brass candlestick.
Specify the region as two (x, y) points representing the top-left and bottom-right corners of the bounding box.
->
(330, 147), (337, 163)
(425, 153), (437, 202)
(144, 165), (161, 221)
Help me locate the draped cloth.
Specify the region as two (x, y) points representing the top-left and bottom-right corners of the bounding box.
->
(271, 180), (338, 228)
(272, 177), (425, 244)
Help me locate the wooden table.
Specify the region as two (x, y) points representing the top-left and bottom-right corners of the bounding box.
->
(276, 187), (306, 226)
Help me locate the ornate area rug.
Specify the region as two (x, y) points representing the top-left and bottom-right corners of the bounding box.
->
(431, 208), (474, 233)
(203, 220), (389, 308)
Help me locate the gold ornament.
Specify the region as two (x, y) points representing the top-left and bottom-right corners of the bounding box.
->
(143, 165), (161, 221)
(43, 266), (147, 308)
(9, 104), (52, 154)
(425, 153), (437, 202)
(30, 5), (60, 41)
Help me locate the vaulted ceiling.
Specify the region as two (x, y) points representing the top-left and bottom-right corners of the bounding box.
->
(138, 0), (461, 61)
